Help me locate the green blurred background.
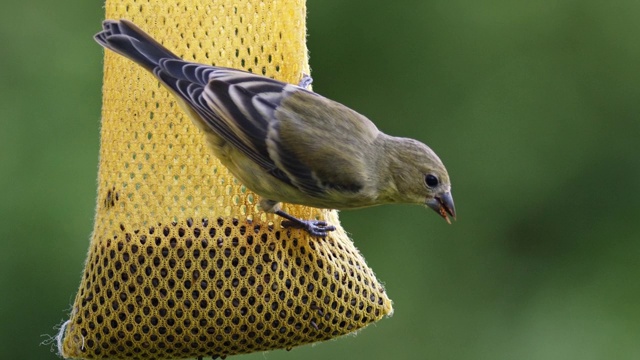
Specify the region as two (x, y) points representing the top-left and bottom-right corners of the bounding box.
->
(1, 0), (639, 359)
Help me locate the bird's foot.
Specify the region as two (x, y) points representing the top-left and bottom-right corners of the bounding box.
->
(281, 219), (336, 237)
(298, 74), (313, 89)
(276, 210), (335, 237)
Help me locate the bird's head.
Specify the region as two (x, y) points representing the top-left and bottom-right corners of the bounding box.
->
(386, 137), (456, 223)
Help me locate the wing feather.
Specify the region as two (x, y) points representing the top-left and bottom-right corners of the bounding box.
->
(155, 60), (373, 197)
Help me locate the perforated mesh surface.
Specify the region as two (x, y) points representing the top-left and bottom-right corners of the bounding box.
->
(61, 1), (393, 359)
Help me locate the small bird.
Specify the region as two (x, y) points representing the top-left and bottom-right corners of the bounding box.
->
(95, 19), (455, 237)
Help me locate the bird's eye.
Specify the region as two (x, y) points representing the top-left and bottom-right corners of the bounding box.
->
(425, 174), (439, 188)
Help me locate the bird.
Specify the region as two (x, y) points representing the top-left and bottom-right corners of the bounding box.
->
(94, 19), (456, 237)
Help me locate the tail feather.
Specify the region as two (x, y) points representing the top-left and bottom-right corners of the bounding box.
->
(158, 59), (217, 86)
(94, 20), (179, 71)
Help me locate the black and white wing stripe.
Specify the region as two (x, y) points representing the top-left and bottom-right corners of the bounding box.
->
(202, 70), (326, 196)
(153, 62), (277, 173)
(155, 60), (325, 195)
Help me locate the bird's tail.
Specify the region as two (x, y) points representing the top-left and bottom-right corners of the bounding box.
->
(94, 19), (179, 71)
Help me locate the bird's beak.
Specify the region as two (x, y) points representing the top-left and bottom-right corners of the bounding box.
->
(426, 192), (456, 224)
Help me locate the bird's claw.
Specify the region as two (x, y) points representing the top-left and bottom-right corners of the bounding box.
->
(281, 219), (336, 237)
(275, 209), (335, 237)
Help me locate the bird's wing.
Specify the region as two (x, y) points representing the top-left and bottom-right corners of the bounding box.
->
(207, 77), (382, 197)
(154, 60), (295, 184)
(202, 70), (329, 196)
(201, 68), (382, 197)
(156, 60), (379, 197)
(268, 90), (381, 195)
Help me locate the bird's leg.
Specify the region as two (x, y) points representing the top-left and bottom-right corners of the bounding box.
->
(275, 210), (336, 237)
(298, 74), (313, 89)
(260, 198), (334, 237)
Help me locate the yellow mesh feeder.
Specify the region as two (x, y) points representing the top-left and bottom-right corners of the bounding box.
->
(59, 0), (393, 358)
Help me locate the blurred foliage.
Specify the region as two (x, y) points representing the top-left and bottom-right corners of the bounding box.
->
(1, 0), (639, 359)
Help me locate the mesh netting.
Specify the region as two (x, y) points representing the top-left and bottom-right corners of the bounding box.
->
(60, 0), (393, 359)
